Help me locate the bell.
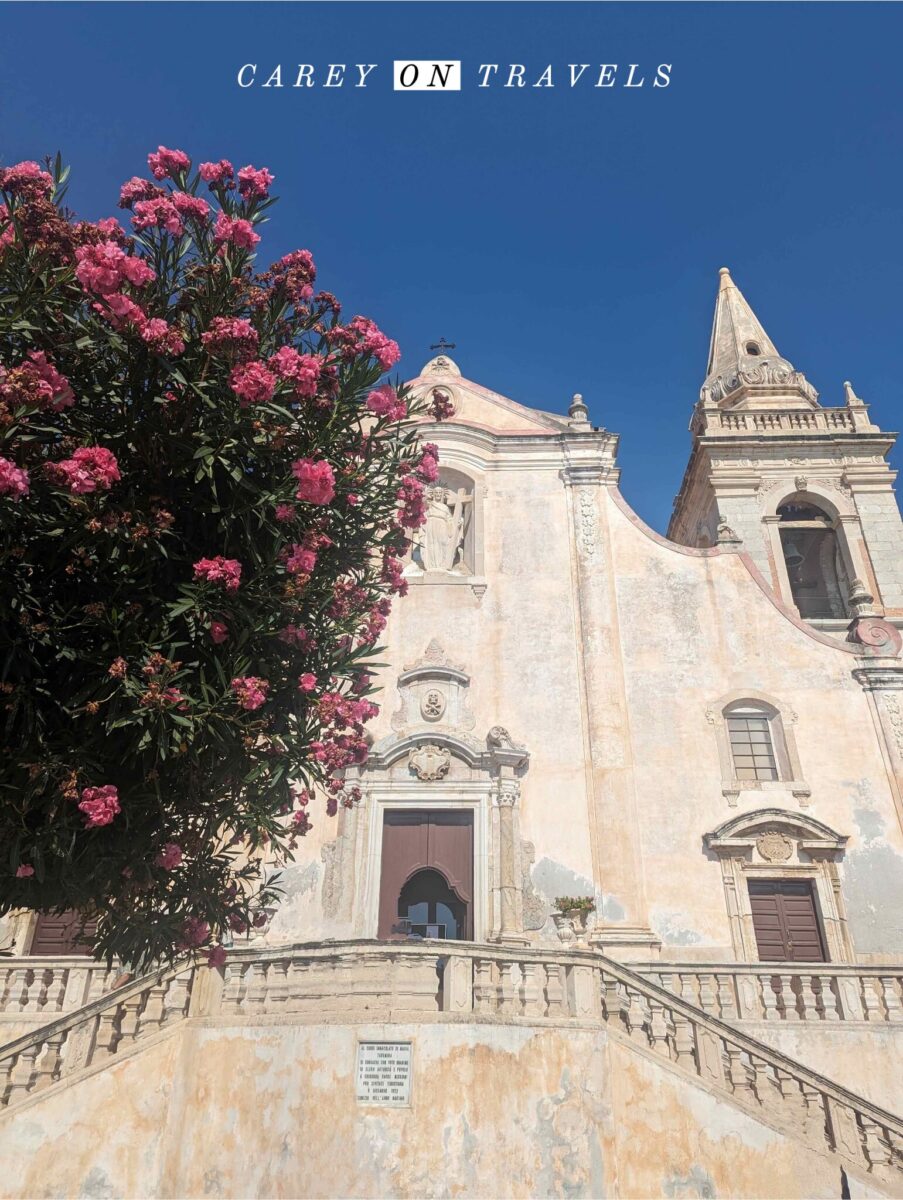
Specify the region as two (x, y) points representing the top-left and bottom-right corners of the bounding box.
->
(783, 540), (804, 569)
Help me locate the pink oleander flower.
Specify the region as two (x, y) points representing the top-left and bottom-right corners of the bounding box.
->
(396, 474), (427, 528)
(180, 916), (210, 949)
(214, 212), (259, 251)
(45, 446), (121, 495)
(26, 351), (75, 409)
(279, 624), (316, 651)
(271, 249), (316, 304)
(209, 620), (229, 644)
(198, 159), (234, 185)
(78, 784), (120, 829)
(205, 944), (227, 969)
(274, 503), (296, 523)
(118, 176), (162, 208)
(147, 145), (190, 181)
(286, 542), (317, 575)
(200, 316), (259, 358)
(132, 197), (183, 236)
(366, 384), (407, 422)
(75, 240), (155, 295)
(193, 556), (242, 592)
(298, 673), (317, 693)
(154, 842), (183, 870)
(237, 165), (274, 199)
(429, 390), (455, 421)
(292, 457), (335, 506)
(231, 675), (269, 711)
(230, 360), (276, 407)
(171, 191), (210, 221)
(15, 864), (34, 878)
(140, 318), (185, 356)
(0, 456), (30, 500)
(0, 160), (53, 198)
(268, 347), (322, 398)
(329, 315), (400, 370)
(98, 292), (146, 329)
(417, 444), (440, 483)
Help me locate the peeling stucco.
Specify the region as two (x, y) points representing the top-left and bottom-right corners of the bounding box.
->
(843, 843), (903, 954)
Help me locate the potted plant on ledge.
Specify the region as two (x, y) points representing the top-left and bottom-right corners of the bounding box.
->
(552, 896), (596, 946)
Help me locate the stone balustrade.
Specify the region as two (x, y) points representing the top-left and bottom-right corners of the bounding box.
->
(633, 963), (903, 1024)
(0, 958), (118, 1027)
(0, 941), (900, 1185)
(702, 409), (856, 436)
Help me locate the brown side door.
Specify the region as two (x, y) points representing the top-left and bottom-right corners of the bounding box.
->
(748, 879), (827, 962)
(378, 810), (473, 939)
(29, 911), (96, 956)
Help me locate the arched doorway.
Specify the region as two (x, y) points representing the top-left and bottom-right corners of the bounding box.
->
(777, 500), (851, 618)
(377, 809), (473, 939)
(397, 868), (467, 940)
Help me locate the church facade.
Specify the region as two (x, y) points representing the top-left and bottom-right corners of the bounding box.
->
(1, 270), (903, 1199)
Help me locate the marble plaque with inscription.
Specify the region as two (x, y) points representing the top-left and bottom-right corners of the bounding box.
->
(356, 1041), (413, 1107)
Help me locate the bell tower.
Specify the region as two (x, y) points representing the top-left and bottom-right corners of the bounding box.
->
(668, 268), (903, 629)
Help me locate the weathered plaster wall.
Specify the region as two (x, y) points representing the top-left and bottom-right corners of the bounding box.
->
(0, 1018), (876, 1200)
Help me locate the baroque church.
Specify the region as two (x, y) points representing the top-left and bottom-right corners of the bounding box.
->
(1, 269), (903, 1199)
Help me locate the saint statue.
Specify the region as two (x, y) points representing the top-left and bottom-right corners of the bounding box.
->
(419, 485), (472, 572)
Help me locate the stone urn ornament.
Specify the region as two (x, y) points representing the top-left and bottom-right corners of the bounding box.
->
(553, 896), (595, 947)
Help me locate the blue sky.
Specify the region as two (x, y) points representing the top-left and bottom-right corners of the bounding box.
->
(2, 2), (902, 530)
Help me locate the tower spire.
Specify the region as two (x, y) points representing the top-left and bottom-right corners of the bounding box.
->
(701, 267), (818, 408)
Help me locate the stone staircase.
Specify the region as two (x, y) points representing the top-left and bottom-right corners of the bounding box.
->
(0, 941), (901, 1192)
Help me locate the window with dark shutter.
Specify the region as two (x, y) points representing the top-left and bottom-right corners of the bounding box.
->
(748, 879), (827, 962)
(29, 911), (96, 956)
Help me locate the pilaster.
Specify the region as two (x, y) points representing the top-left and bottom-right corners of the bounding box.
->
(852, 660), (903, 837)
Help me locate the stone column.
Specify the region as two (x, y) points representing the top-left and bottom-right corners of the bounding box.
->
(562, 450), (660, 960)
(487, 728), (529, 946)
(852, 660), (903, 837)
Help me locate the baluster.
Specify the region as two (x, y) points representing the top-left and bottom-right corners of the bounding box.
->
(647, 1000), (671, 1055)
(671, 1014), (697, 1068)
(221, 961), (246, 1011)
(544, 962), (566, 1018)
(266, 959), (290, 1012)
(624, 989), (651, 1044)
(497, 960), (518, 1015)
(861, 1120), (893, 1170)
(519, 961), (542, 1017)
(46, 969), (68, 1014)
(861, 977), (884, 1022)
(815, 976), (840, 1021)
(798, 974), (820, 1021)
(5, 1043), (41, 1102)
(724, 1045), (755, 1102)
(163, 972), (191, 1023)
(772, 1068), (807, 1125)
(28, 969), (51, 1014)
(118, 993), (144, 1045)
(11, 968), (31, 1013)
(879, 976), (903, 1022)
(140, 981), (168, 1032)
(777, 974), (801, 1020)
(473, 959), (495, 1013)
(800, 1084), (829, 1146)
(599, 975), (625, 1025)
(761, 975), (781, 1020)
(716, 973), (738, 1020)
(696, 974), (717, 1015)
(32, 1031), (66, 1091)
(93, 1004), (123, 1062)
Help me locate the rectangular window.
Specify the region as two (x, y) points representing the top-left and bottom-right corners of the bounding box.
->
(748, 879), (827, 962)
(727, 715), (779, 781)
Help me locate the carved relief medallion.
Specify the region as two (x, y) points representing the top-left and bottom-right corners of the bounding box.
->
(421, 689), (446, 721)
(756, 832), (793, 862)
(408, 744), (451, 781)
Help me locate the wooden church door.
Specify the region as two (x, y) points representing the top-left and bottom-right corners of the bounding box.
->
(378, 810), (473, 940)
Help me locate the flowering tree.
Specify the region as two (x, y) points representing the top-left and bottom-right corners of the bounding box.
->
(0, 148), (447, 967)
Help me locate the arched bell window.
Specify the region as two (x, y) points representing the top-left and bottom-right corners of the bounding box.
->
(777, 500), (851, 619)
(397, 868), (467, 940)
